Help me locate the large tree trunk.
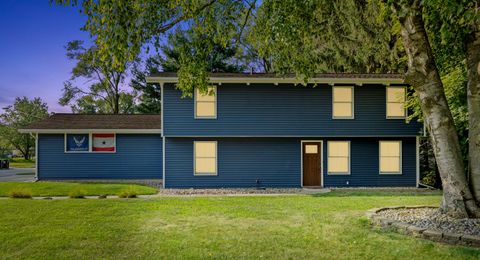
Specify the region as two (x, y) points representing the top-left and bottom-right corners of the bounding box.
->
(466, 27), (480, 202)
(393, 1), (480, 218)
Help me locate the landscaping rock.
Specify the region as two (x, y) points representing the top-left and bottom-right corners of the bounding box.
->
(158, 188), (304, 196)
(369, 206), (480, 248)
(407, 225), (426, 237)
(461, 234), (480, 247)
(376, 207), (480, 237)
(422, 229), (443, 242)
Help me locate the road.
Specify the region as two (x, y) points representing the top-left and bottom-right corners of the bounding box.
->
(0, 168), (36, 182)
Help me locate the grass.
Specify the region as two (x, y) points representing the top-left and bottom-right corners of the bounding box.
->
(8, 158), (35, 168)
(8, 188), (32, 199)
(0, 190), (478, 259)
(0, 182), (158, 197)
(118, 186), (139, 198)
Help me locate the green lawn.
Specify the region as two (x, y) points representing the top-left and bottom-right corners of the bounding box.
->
(8, 158), (35, 168)
(0, 182), (158, 197)
(0, 191), (478, 259)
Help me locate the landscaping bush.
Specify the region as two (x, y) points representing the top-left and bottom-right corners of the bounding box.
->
(69, 189), (87, 199)
(118, 186), (138, 198)
(8, 188), (32, 199)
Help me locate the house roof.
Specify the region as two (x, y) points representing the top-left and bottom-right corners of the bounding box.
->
(19, 114), (162, 134)
(147, 72), (405, 85)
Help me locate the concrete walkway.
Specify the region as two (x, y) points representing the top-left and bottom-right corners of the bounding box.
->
(0, 168), (36, 182)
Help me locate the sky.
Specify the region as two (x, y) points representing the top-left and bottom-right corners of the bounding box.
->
(0, 1), (90, 113)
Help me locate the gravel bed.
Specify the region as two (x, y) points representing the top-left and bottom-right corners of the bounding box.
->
(159, 188), (303, 195)
(377, 207), (480, 236)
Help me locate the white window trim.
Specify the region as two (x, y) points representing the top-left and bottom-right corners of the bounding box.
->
(193, 141), (218, 176)
(332, 86), (354, 119)
(379, 140), (402, 175)
(194, 86), (217, 119)
(327, 141), (351, 175)
(64, 133), (117, 154)
(386, 86), (407, 119)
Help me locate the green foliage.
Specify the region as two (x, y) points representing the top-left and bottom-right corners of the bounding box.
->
(0, 97), (49, 160)
(130, 56), (162, 114)
(117, 186), (138, 198)
(8, 188), (32, 199)
(68, 189), (87, 199)
(8, 158), (35, 168)
(252, 0), (406, 80)
(60, 40), (137, 114)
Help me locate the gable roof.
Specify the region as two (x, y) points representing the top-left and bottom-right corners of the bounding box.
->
(147, 72), (405, 85)
(19, 114), (162, 134)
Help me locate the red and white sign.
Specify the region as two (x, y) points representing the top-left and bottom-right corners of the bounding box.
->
(92, 133), (115, 152)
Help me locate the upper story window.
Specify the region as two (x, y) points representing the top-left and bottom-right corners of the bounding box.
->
(327, 141), (350, 175)
(195, 86), (216, 119)
(386, 86), (406, 118)
(332, 86), (354, 119)
(379, 141), (402, 174)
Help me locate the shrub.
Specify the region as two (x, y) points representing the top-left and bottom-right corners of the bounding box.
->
(118, 186), (138, 198)
(69, 189), (87, 199)
(8, 188), (32, 199)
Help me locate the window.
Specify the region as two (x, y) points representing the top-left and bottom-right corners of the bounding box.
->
(92, 133), (116, 152)
(195, 86), (216, 118)
(328, 141), (350, 174)
(65, 134), (89, 153)
(305, 145), (318, 154)
(379, 141), (402, 174)
(332, 86), (354, 119)
(194, 141), (217, 175)
(386, 86), (406, 118)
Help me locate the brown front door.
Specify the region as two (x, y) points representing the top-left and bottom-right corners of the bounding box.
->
(303, 142), (321, 186)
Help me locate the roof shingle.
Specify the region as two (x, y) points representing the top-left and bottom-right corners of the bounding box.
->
(22, 114), (161, 130)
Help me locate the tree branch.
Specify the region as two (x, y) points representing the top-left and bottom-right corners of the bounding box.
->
(155, 0), (218, 34)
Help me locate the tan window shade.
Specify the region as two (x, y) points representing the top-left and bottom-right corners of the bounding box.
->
(386, 87), (406, 118)
(328, 141), (350, 174)
(333, 87), (353, 102)
(379, 141), (401, 174)
(195, 86), (216, 118)
(333, 86), (353, 118)
(194, 141), (217, 175)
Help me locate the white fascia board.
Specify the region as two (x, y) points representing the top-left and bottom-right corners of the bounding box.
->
(146, 76), (405, 85)
(19, 129), (162, 134)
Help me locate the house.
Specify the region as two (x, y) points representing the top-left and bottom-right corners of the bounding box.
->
(21, 73), (423, 188)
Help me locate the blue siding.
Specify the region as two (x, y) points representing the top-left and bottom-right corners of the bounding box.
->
(164, 137), (417, 188)
(165, 138), (300, 188)
(323, 138), (417, 187)
(38, 134), (162, 179)
(163, 83), (423, 137)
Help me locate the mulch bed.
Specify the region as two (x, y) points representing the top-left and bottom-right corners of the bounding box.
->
(377, 207), (480, 237)
(368, 206), (480, 247)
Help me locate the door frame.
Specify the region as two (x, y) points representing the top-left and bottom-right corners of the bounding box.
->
(300, 140), (324, 187)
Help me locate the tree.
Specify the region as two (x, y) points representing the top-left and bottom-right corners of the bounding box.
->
(388, 0), (480, 217)
(0, 97), (49, 160)
(56, 0), (480, 217)
(130, 56), (163, 114)
(131, 28), (246, 113)
(59, 40), (137, 114)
